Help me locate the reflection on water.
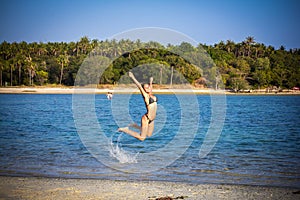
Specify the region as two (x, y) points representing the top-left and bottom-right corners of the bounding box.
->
(0, 94), (299, 188)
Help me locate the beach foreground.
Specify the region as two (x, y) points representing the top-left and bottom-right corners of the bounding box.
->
(0, 176), (298, 200)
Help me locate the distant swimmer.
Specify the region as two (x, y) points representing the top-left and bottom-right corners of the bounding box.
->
(107, 92), (113, 100)
(118, 72), (157, 141)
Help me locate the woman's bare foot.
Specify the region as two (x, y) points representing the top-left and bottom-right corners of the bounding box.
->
(117, 126), (146, 141)
(117, 127), (129, 132)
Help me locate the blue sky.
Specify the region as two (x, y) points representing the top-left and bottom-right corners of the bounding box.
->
(1, 0), (299, 49)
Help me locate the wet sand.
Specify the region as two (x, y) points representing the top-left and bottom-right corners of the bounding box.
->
(0, 176), (298, 200)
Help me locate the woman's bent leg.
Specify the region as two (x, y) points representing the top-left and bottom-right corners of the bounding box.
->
(147, 121), (154, 137)
(129, 123), (142, 131)
(117, 127), (146, 141)
(118, 115), (149, 141)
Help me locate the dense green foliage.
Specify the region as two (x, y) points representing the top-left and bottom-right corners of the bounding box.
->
(0, 36), (299, 90)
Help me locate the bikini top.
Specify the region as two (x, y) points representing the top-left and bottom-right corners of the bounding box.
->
(148, 96), (157, 105)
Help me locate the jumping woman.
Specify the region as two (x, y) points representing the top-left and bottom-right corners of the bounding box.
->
(118, 72), (157, 141)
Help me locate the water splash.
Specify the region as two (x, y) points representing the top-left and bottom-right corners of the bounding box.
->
(108, 133), (139, 164)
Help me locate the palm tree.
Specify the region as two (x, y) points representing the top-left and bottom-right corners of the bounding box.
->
(238, 43), (246, 57)
(7, 42), (19, 86)
(57, 52), (70, 85)
(215, 41), (226, 51)
(10, 63), (14, 86)
(225, 40), (235, 53)
(110, 39), (122, 58)
(37, 42), (47, 56)
(14, 53), (25, 85)
(244, 36), (255, 57)
(0, 57), (4, 86)
(25, 55), (35, 85)
(77, 36), (90, 55)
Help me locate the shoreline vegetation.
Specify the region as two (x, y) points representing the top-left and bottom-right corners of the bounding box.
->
(0, 176), (298, 200)
(1, 37), (299, 93)
(0, 85), (299, 95)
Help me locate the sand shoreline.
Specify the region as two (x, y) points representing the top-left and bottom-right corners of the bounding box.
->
(0, 87), (299, 95)
(0, 176), (299, 200)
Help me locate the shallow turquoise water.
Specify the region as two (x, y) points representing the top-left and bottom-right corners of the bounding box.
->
(0, 94), (299, 188)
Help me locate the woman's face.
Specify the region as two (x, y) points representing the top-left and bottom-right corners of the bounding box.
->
(143, 84), (152, 93)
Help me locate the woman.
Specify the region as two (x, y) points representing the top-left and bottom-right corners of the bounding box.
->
(118, 72), (157, 141)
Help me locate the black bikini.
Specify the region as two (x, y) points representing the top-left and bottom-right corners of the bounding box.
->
(145, 96), (157, 124)
(145, 114), (154, 124)
(149, 96), (157, 105)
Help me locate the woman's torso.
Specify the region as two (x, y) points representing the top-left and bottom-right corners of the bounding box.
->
(145, 95), (157, 120)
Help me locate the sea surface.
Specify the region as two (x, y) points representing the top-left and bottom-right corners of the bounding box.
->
(0, 93), (299, 188)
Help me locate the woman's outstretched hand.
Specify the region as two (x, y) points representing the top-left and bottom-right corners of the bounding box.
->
(129, 72), (134, 79)
(150, 77), (153, 83)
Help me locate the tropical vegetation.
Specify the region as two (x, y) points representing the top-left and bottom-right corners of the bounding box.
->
(0, 36), (299, 91)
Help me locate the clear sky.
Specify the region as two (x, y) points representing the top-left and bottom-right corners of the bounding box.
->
(1, 0), (299, 49)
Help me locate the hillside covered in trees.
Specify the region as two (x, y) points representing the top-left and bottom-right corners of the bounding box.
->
(0, 36), (299, 91)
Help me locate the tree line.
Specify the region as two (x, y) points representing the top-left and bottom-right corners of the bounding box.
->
(0, 36), (299, 90)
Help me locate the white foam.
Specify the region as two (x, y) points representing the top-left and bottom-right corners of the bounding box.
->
(108, 134), (139, 164)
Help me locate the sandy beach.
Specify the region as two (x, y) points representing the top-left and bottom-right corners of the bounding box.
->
(0, 176), (299, 200)
(0, 87), (299, 95)
(0, 86), (217, 94)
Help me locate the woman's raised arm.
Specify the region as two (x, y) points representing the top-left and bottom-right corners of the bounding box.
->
(129, 72), (147, 96)
(149, 77), (153, 89)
